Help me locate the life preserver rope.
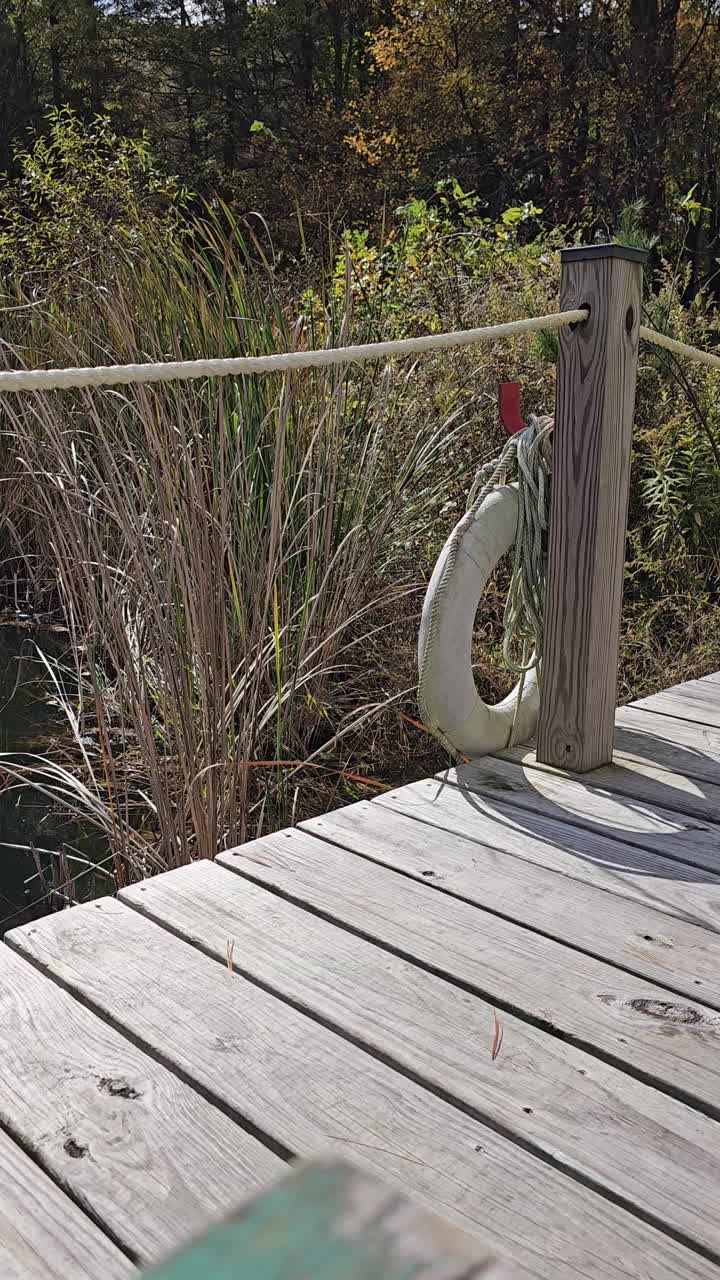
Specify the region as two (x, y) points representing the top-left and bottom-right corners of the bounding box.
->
(417, 416), (552, 758)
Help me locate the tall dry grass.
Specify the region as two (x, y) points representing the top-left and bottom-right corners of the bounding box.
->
(0, 219), (455, 882)
(7, 208), (719, 906)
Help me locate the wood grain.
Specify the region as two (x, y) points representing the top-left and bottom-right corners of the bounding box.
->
(630, 678), (720, 730)
(372, 773), (720, 929)
(115, 859), (720, 1259)
(499, 741), (720, 829)
(451, 752), (720, 880)
(632, 673), (720, 701)
(0, 943), (282, 1263)
(538, 247), (645, 771)
(615, 705), (720, 786)
(304, 796), (720, 996)
(8, 894), (719, 1280)
(0, 1126), (133, 1280)
(631, 694), (720, 730)
(144, 1159), (520, 1280)
(215, 828), (720, 1113)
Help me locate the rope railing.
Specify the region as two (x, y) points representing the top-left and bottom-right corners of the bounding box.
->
(1, 310), (718, 396)
(639, 324), (720, 370)
(0, 309), (587, 394)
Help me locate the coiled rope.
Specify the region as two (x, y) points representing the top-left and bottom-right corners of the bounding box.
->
(418, 415), (553, 754)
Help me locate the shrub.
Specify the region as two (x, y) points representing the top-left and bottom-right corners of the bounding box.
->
(0, 108), (187, 285)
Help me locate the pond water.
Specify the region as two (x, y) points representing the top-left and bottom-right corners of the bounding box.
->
(0, 624), (107, 930)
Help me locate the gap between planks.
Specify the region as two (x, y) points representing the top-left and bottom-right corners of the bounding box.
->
(455, 751), (720, 881)
(208, 826), (720, 1118)
(301, 794), (720, 1002)
(0, 1124), (133, 1280)
(370, 771), (720, 932)
(7, 889), (720, 1280)
(0, 943), (284, 1265)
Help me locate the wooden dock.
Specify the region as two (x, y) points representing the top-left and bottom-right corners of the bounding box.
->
(3, 671), (720, 1279)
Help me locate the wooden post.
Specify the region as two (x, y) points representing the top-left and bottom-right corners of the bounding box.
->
(536, 243), (647, 773)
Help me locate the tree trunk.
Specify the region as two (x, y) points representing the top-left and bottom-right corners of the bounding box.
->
(48, 1), (62, 107)
(0, 13), (33, 171)
(221, 0), (250, 171)
(628, 0), (680, 227)
(299, 0), (314, 106)
(178, 0), (199, 156)
(85, 0), (103, 115)
(326, 0), (343, 108)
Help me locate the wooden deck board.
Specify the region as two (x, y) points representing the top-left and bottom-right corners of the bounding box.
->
(371, 774), (720, 928)
(615, 706), (720, 786)
(460, 751), (720, 876)
(117, 860), (720, 1256)
(303, 795), (720, 993)
(0, 1127), (133, 1280)
(499, 743), (720, 826)
(630, 678), (720, 729)
(495, 675), (720, 827)
(7, 893), (720, 1280)
(632, 694), (720, 730)
(214, 828), (720, 1110)
(0, 944), (282, 1264)
(5, 670), (720, 1278)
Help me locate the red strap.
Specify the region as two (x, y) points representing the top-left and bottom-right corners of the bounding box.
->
(498, 382), (525, 435)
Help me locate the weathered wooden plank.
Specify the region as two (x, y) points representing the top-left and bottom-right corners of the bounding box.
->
(648, 672), (720, 693)
(503, 674), (720, 822)
(214, 828), (720, 1113)
(633, 673), (720, 707)
(0, 944), (282, 1264)
(537, 245), (645, 772)
(0, 1126), (133, 1280)
(630, 684), (720, 730)
(8, 897), (718, 1280)
(443, 751), (720, 884)
(303, 797), (720, 998)
(372, 774), (720, 929)
(108, 858), (720, 1260)
(631, 694), (720, 730)
(499, 741), (720, 829)
(615, 706), (720, 787)
(143, 1160), (521, 1280)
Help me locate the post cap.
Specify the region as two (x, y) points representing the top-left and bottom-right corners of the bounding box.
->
(561, 243), (649, 264)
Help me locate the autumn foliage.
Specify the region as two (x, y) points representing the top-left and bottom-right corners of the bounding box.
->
(2, 2), (720, 283)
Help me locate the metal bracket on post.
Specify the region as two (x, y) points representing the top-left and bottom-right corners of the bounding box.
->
(536, 243), (647, 773)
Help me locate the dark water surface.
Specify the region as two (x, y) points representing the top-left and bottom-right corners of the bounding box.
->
(0, 625), (107, 929)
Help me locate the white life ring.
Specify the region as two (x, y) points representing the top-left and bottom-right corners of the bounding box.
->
(418, 483), (539, 757)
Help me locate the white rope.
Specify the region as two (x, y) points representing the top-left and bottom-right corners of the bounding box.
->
(6, 313), (720, 396)
(0, 309), (587, 394)
(640, 325), (720, 370)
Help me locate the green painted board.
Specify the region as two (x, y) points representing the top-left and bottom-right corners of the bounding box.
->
(141, 1160), (515, 1280)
